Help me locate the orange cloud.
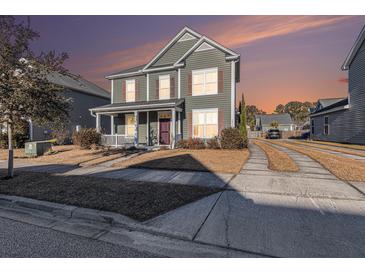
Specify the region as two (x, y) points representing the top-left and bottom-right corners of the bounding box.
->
(200, 16), (352, 49)
(338, 77), (349, 84)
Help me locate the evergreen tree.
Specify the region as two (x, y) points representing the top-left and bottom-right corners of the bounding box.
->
(239, 93), (248, 147)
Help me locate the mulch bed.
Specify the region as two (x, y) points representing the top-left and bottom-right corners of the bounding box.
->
(0, 171), (221, 222)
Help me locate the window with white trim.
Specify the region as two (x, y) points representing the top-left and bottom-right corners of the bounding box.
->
(125, 80), (135, 102)
(159, 75), (170, 100)
(324, 116), (329, 135)
(193, 109), (218, 138)
(125, 114), (135, 137)
(192, 68), (218, 96)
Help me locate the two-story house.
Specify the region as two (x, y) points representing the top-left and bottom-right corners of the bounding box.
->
(310, 25), (365, 145)
(90, 27), (240, 148)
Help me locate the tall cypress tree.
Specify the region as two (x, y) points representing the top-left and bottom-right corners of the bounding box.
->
(239, 93), (248, 147)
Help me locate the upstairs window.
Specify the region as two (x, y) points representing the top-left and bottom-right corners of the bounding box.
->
(324, 116), (329, 135)
(159, 75), (170, 100)
(192, 68), (218, 96)
(193, 109), (218, 138)
(311, 119), (315, 135)
(125, 80), (135, 102)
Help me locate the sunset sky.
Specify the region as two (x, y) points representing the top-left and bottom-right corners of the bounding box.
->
(21, 15), (365, 113)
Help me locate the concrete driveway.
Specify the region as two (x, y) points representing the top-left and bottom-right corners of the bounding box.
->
(191, 143), (365, 257)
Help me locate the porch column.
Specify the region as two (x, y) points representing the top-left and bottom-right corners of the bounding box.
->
(134, 111), (139, 146)
(171, 108), (176, 149)
(146, 111), (150, 146)
(96, 113), (101, 133)
(110, 115), (114, 135)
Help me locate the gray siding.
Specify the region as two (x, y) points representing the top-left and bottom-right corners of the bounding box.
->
(148, 70), (178, 100)
(152, 38), (198, 67)
(113, 75), (147, 103)
(138, 112), (147, 144)
(148, 111), (158, 145)
(311, 41), (365, 145)
(32, 89), (110, 141)
(181, 48), (232, 138)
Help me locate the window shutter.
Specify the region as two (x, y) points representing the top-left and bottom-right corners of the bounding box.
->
(218, 109), (224, 135)
(187, 112), (192, 137)
(170, 77), (175, 98)
(218, 70), (224, 93)
(188, 72), (192, 96)
(155, 79), (159, 100)
(135, 79), (139, 101)
(122, 80), (126, 102)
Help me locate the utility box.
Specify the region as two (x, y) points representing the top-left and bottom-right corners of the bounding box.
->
(25, 141), (52, 157)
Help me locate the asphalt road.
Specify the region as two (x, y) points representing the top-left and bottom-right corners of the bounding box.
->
(0, 217), (159, 258)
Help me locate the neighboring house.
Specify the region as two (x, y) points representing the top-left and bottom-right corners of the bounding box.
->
(90, 26), (240, 148)
(310, 25), (365, 145)
(30, 73), (111, 141)
(255, 113), (295, 132)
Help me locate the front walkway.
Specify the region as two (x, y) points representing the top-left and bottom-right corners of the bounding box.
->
(0, 159), (234, 189)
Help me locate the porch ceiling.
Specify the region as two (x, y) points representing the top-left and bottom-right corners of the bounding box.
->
(90, 98), (184, 114)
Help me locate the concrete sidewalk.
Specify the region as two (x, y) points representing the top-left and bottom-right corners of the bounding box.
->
(0, 160), (234, 188)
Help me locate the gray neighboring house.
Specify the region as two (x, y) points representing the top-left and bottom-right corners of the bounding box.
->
(310, 25), (365, 145)
(90, 26), (240, 148)
(255, 113), (295, 132)
(30, 73), (111, 141)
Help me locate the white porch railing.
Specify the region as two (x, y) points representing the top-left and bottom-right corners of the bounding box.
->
(101, 134), (134, 147)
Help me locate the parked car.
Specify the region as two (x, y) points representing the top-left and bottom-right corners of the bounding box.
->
(266, 129), (281, 139)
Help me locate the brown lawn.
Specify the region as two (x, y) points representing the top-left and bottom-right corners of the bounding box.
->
(253, 140), (299, 172)
(112, 149), (250, 174)
(271, 141), (365, 182)
(303, 140), (365, 151)
(0, 171), (221, 221)
(294, 140), (365, 158)
(0, 145), (132, 167)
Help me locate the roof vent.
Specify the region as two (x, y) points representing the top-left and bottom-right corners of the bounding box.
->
(178, 33), (196, 42)
(195, 42), (214, 52)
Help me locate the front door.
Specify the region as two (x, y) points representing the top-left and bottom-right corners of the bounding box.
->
(159, 118), (170, 145)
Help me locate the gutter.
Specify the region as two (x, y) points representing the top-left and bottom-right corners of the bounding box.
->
(310, 104), (349, 117)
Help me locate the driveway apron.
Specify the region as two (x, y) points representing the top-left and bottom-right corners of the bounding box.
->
(193, 142), (365, 257)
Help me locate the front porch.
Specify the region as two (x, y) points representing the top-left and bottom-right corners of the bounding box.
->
(90, 99), (184, 148)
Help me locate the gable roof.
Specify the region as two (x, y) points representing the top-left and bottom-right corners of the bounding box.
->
(48, 72), (110, 99)
(311, 97), (348, 116)
(256, 113), (294, 126)
(143, 26), (202, 70)
(342, 25), (365, 70)
(318, 97), (346, 108)
(106, 26), (240, 79)
(174, 36), (240, 65)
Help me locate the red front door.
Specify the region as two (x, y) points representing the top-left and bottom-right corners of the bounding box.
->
(159, 119), (170, 145)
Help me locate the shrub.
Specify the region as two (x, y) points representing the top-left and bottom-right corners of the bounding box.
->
(186, 138), (206, 149)
(52, 129), (71, 145)
(220, 127), (244, 149)
(0, 132), (29, 149)
(72, 128), (101, 149)
(177, 139), (188, 149)
(207, 136), (221, 149)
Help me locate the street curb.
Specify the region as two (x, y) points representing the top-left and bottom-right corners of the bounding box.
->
(0, 194), (203, 241)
